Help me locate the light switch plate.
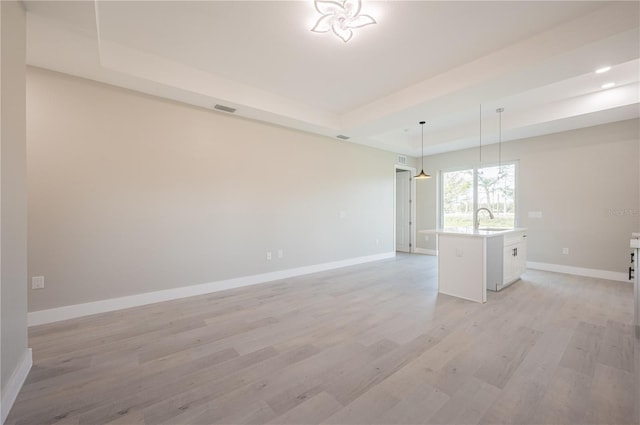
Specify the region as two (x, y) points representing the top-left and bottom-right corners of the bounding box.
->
(32, 276), (45, 289)
(528, 211), (543, 218)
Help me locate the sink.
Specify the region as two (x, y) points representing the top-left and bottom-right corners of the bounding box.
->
(478, 227), (512, 232)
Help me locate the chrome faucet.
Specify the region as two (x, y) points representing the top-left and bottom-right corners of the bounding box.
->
(475, 208), (495, 229)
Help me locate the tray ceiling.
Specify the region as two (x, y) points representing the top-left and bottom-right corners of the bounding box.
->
(24, 1), (640, 156)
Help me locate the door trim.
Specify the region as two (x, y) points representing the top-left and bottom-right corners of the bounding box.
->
(394, 165), (416, 253)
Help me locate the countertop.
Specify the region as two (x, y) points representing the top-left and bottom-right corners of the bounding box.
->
(436, 227), (527, 238)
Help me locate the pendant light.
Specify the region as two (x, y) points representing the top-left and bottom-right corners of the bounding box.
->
(414, 121), (431, 179)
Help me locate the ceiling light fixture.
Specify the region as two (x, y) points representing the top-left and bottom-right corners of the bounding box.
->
(601, 82), (615, 89)
(311, 0), (376, 43)
(595, 66), (611, 74)
(414, 121), (431, 180)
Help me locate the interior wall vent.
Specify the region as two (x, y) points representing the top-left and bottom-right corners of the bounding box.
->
(214, 104), (236, 113)
(336, 134), (350, 140)
(397, 155), (408, 165)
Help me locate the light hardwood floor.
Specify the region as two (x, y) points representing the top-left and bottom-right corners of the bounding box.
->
(6, 254), (639, 425)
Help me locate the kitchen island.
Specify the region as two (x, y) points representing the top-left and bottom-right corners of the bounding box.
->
(437, 227), (527, 303)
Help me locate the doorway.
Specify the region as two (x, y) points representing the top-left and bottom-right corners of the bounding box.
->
(395, 166), (416, 253)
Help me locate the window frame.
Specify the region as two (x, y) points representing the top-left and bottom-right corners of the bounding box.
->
(439, 161), (519, 229)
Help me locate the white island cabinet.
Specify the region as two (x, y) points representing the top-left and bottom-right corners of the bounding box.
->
(502, 230), (527, 287)
(436, 228), (527, 303)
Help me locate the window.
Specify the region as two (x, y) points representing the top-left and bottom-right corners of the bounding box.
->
(441, 163), (516, 229)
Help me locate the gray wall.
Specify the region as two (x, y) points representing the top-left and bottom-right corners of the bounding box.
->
(27, 67), (399, 312)
(416, 119), (640, 273)
(1, 0), (28, 402)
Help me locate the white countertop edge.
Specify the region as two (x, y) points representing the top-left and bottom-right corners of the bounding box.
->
(435, 227), (528, 238)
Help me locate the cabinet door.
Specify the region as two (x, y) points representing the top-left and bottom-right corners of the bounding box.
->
(515, 240), (527, 276)
(503, 232), (527, 285)
(503, 245), (516, 284)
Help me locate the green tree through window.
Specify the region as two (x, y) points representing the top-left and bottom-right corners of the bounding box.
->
(441, 164), (516, 229)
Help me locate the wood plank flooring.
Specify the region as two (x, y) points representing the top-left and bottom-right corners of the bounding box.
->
(6, 254), (639, 425)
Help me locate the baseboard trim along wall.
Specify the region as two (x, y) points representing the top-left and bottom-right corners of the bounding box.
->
(414, 248), (437, 256)
(526, 261), (629, 283)
(28, 252), (396, 326)
(1, 348), (32, 425)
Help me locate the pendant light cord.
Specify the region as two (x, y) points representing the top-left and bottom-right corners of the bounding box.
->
(421, 122), (424, 171)
(479, 104), (482, 164)
(496, 108), (504, 171)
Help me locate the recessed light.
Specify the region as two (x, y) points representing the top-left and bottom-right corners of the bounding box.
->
(601, 82), (615, 89)
(336, 134), (350, 140)
(595, 66), (611, 74)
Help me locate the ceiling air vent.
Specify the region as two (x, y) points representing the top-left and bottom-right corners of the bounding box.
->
(336, 134), (350, 140)
(214, 104), (236, 113)
(397, 155), (408, 165)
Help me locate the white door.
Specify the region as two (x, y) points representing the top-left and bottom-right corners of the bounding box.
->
(396, 170), (411, 252)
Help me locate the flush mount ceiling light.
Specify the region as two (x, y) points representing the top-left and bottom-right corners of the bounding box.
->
(414, 121), (431, 180)
(311, 0), (376, 43)
(595, 66), (611, 74)
(602, 82), (615, 89)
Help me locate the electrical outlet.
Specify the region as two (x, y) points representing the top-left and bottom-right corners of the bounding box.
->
(32, 276), (45, 289)
(266, 252), (272, 260)
(277, 249), (283, 259)
(562, 248), (569, 255)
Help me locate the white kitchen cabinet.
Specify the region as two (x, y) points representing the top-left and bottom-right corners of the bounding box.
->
(503, 231), (527, 287)
(437, 227), (527, 302)
(437, 234), (487, 303)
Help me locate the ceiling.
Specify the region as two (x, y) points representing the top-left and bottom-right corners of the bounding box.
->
(23, 1), (640, 157)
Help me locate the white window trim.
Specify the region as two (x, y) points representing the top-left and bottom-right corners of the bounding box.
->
(439, 161), (519, 229)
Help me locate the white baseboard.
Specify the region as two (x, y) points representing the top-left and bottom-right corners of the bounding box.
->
(1, 348), (32, 425)
(526, 261), (629, 282)
(415, 248), (437, 256)
(28, 252), (396, 326)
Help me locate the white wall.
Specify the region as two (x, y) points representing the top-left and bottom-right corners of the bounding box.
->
(1, 1), (30, 423)
(416, 119), (640, 274)
(27, 67), (399, 313)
